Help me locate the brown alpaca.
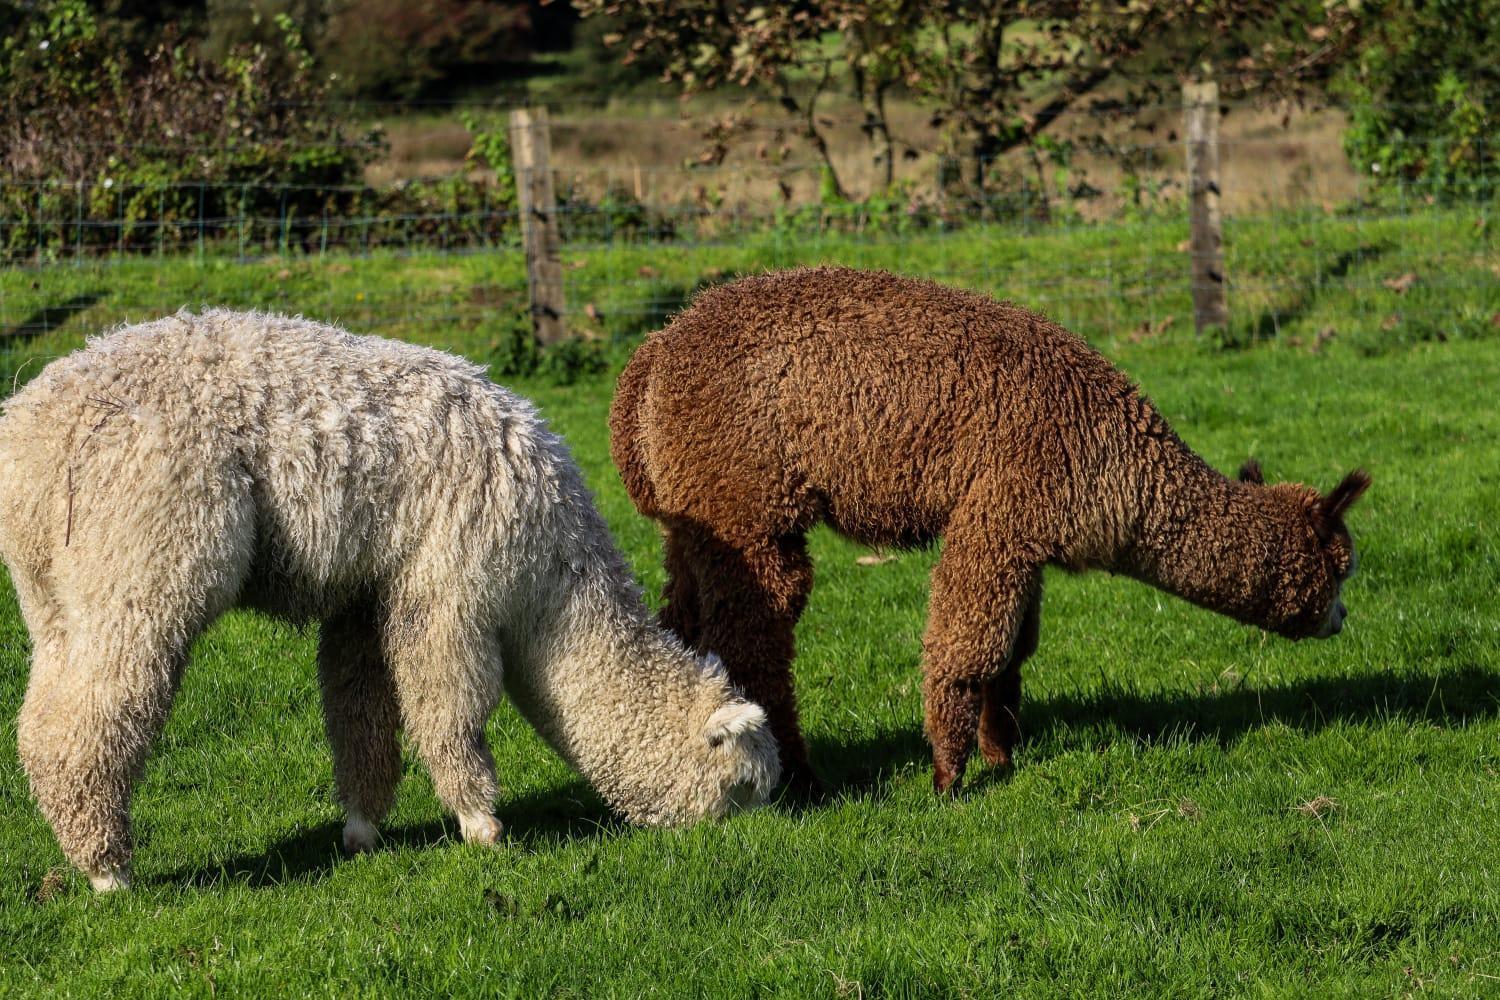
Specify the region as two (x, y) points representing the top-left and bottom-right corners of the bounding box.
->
(609, 266), (1370, 793)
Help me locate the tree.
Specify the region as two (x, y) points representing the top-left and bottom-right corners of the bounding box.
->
(573, 1), (1366, 201)
(318, 0), (532, 99)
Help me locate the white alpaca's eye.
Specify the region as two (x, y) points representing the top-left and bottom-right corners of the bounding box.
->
(707, 734), (725, 749)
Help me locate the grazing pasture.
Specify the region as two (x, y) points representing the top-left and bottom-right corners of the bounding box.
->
(0, 214), (1496, 995)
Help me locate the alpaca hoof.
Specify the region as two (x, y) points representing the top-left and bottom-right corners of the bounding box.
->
(459, 812), (503, 845)
(87, 865), (131, 892)
(342, 814), (379, 854)
(932, 764), (963, 797)
(979, 740), (1015, 769)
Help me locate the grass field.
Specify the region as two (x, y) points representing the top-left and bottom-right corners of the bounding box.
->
(0, 211), (1497, 996)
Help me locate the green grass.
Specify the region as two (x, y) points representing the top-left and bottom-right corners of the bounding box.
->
(1, 210), (1497, 996)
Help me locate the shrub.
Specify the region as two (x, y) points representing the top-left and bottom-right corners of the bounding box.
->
(1338, 0), (1495, 202)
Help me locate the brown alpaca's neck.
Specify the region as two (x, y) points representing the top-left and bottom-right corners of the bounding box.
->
(1117, 447), (1286, 629)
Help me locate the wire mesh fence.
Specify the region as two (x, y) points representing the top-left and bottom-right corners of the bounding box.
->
(0, 102), (1493, 368)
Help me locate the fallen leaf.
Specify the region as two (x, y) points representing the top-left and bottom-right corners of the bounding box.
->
(565, 259), (587, 271)
(1382, 313), (1402, 331)
(1382, 272), (1418, 295)
(1175, 238), (1192, 253)
(35, 868), (65, 903)
(1177, 798), (1202, 820)
(1491, 312), (1500, 329)
(584, 302), (600, 321)
(637, 264), (658, 278)
(275, 268), (291, 280)
(1129, 315), (1176, 342)
(855, 553), (897, 567)
(1295, 795), (1338, 819)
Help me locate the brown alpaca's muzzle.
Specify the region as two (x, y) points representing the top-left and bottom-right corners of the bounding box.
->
(1315, 597), (1348, 638)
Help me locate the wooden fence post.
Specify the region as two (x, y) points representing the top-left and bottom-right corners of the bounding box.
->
(1183, 80), (1228, 336)
(509, 107), (567, 346)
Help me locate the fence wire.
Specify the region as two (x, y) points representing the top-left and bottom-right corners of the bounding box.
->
(0, 105), (1493, 369)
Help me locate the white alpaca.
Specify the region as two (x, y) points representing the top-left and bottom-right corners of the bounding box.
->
(0, 310), (779, 891)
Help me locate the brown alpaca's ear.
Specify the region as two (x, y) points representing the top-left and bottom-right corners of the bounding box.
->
(1238, 459), (1264, 485)
(1321, 469), (1371, 520)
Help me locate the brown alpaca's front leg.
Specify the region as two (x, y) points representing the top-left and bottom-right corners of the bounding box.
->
(659, 522), (706, 648)
(922, 533), (1040, 795)
(689, 531), (816, 789)
(978, 594), (1041, 769)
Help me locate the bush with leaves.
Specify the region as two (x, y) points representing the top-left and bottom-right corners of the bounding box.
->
(1337, 0), (1495, 202)
(0, 1), (385, 258)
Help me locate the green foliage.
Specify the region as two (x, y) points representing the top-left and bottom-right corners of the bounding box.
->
(535, 336), (608, 385)
(0, 4), (541, 262)
(2, 2), (372, 183)
(460, 113), (518, 210)
(556, 182), (672, 245)
(1337, 0), (1496, 201)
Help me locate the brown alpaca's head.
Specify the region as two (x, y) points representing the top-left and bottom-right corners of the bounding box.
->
(1239, 460), (1371, 639)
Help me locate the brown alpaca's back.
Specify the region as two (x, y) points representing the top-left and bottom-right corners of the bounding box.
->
(613, 266), (1164, 558)
(610, 266), (1366, 793)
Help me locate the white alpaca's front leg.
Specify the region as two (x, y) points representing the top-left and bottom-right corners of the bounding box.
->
(459, 812), (504, 845)
(88, 864), (131, 892)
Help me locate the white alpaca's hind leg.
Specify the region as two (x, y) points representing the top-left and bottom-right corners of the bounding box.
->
(319, 605), (402, 854)
(18, 473), (252, 890)
(18, 624), (187, 890)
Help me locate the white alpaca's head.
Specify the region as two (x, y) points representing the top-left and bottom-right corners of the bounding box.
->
(598, 652), (781, 828)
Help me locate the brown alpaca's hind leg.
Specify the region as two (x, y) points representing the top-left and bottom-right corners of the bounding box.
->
(922, 526), (1040, 795)
(978, 594), (1041, 769)
(691, 531), (816, 788)
(319, 603), (402, 853)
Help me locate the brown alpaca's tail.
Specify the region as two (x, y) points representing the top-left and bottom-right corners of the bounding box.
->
(608, 340), (661, 517)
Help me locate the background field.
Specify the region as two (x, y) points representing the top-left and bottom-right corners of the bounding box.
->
(1, 214), (1497, 996)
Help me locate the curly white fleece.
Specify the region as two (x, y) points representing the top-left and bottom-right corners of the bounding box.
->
(0, 310), (778, 891)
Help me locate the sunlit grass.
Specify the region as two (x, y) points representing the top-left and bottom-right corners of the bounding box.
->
(0, 214), (1496, 995)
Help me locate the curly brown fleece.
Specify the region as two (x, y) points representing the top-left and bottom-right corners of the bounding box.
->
(610, 266), (1370, 793)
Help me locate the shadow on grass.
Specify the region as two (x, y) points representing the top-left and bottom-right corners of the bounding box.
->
(156, 663), (1498, 888)
(811, 661), (1500, 797)
(1232, 242), (1389, 347)
(160, 782), (620, 891)
(0, 292), (104, 342)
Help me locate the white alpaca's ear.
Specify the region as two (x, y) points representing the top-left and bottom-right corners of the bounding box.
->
(705, 701), (767, 747)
